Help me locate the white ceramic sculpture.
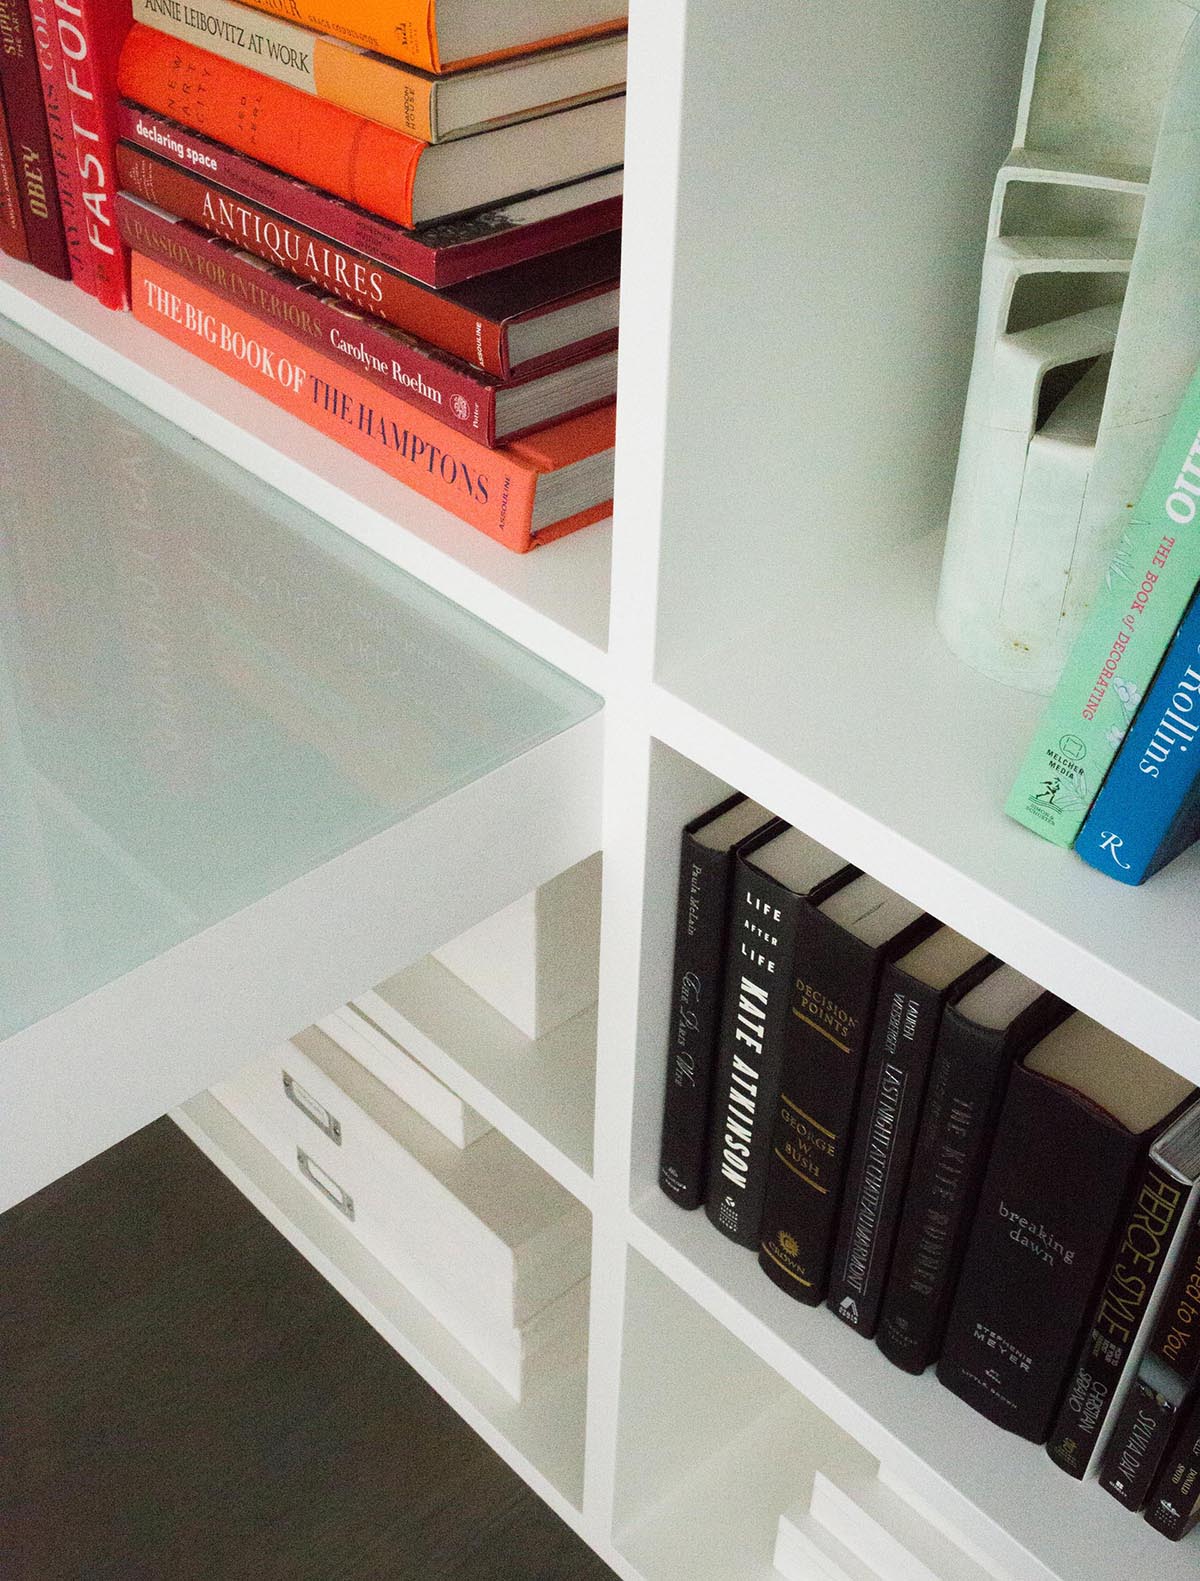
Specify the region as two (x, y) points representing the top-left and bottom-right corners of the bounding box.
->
(937, 0), (1200, 693)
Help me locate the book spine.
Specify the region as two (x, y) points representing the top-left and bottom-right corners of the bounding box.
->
(937, 1065), (1143, 1442)
(1075, 589), (1200, 884)
(703, 855), (806, 1248)
(1007, 361), (1200, 846)
(758, 927), (896, 1307)
(658, 823), (739, 1209)
(129, 0), (437, 139)
(1101, 1379), (1181, 1510)
(52, 0), (130, 307)
(116, 195), (501, 444)
(0, 86), (29, 256)
(1144, 1399), (1200, 1540)
(116, 27), (427, 230)
(1101, 1209), (1200, 1506)
(115, 140), (508, 374)
(1047, 1163), (1195, 1479)
(0, 0), (68, 273)
(876, 1013), (1016, 1375)
(825, 964), (947, 1338)
(28, 0), (93, 291)
(129, 252), (550, 549)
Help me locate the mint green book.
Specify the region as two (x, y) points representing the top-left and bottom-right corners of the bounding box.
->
(1007, 365), (1200, 846)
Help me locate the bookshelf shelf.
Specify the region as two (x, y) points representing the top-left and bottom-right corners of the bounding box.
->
(626, 1195), (1200, 1581)
(357, 956), (597, 1209)
(4, 3), (1196, 1579)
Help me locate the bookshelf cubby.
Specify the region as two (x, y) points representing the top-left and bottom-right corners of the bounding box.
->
(4, 3), (1199, 1578)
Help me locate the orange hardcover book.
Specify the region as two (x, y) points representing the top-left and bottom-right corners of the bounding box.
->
(116, 27), (626, 229)
(131, 251), (614, 553)
(232, 0), (626, 73)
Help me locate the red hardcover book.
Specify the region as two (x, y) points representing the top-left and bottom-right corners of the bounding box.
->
(0, 0), (67, 273)
(116, 194), (618, 446)
(130, 250), (616, 553)
(115, 27), (624, 231)
(28, 0), (92, 291)
(117, 141), (620, 378)
(0, 85), (29, 258)
(116, 102), (622, 290)
(56, 0), (132, 306)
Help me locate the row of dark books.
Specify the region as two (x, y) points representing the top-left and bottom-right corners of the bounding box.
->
(658, 794), (1200, 1543)
(1007, 362), (1200, 882)
(0, 0), (627, 552)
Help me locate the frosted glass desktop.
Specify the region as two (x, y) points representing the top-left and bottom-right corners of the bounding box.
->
(0, 319), (601, 1208)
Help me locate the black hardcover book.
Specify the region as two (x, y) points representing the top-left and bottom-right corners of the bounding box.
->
(1145, 1391), (1200, 1540)
(876, 968), (1068, 1376)
(825, 929), (995, 1338)
(936, 1016), (1195, 1443)
(703, 825), (855, 1249)
(1101, 1207), (1200, 1509)
(657, 795), (775, 1209)
(1047, 1097), (1200, 1479)
(758, 874), (934, 1306)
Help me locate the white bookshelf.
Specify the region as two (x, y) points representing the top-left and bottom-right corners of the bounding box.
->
(4, 2), (1198, 1578)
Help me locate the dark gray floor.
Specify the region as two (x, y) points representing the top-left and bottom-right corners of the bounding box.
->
(0, 1118), (616, 1581)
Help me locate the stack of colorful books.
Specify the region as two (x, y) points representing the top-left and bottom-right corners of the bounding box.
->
(3, 0), (628, 551)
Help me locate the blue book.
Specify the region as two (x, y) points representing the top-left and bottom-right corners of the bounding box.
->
(1075, 588), (1200, 884)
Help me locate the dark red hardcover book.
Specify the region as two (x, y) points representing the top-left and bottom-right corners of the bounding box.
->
(116, 140), (619, 378)
(0, 0), (67, 274)
(28, 0), (93, 291)
(116, 101), (621, 290)
(0, 84), (28, 258)
(937, 1019), (1195, 1443)
(117, 194), (618, 446)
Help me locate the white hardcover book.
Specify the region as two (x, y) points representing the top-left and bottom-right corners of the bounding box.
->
(212, 1027), (590, 1326)
(432, 851), (600, 1039)
(315, 1005), (490, 1149)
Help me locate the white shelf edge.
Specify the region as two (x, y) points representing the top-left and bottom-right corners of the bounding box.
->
(0, 260), (611, 695)
(626, 1195), (1200, 1581)
(356, 958), (596, 1210)
(647, 681), (1200, 1084)
(0, 713), (603, 1211)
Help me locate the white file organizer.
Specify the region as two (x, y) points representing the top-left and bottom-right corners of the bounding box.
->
(937, 0), (1200, 693)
